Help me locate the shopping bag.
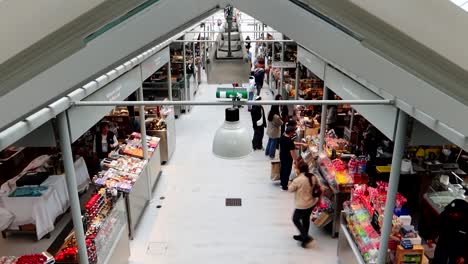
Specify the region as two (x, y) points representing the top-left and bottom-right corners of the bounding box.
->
(271, 160), (280, 181)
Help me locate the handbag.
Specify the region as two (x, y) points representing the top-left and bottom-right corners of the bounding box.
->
(311, 176), (322, 198)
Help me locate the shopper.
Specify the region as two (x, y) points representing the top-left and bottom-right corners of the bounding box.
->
(275, 94), (289, 135)
(253, 61), (265, 95)
(251, 96), (266, 150)
(279, 126), (300, 190)
(245, 36), (252, 51)
(93, 121), (118, 160)
(288, 163), (320, 248)
(265, 105), (283, 159)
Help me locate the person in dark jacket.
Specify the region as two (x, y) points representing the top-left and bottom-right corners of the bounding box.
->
(251, 96), (266, 150)
(93, 122), (118, 159)
(253, 61), (265, 95)
(279, 126), (298, 190)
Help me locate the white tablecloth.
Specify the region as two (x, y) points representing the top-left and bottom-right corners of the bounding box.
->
(0, 157), (90, 239)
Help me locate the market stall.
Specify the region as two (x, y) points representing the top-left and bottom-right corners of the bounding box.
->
(61, 60), (163, 262)
(104, 104), (176, 164)
(143, 45), (189, 117)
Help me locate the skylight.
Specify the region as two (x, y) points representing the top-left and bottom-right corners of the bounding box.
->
(451, 0), (468, 11)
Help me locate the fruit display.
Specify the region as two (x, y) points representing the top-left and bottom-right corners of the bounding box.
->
(319, 153), (354, 191)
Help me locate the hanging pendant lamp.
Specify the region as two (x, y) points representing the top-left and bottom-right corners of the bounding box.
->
(212, 107), (252, 159)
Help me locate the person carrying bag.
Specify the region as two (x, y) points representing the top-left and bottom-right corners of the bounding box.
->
(288, 163), (322, 248)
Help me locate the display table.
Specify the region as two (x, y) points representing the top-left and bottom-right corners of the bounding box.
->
(94, 139), (161, 240)
(0, 157), (90, 240)
(317, 157), (352, 238)
(147, 110), (176, 164)
(338, 215), (366, 264)
(126, 144), (161, 239)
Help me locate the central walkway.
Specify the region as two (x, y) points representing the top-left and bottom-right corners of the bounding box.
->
(128, 72), (338, 263)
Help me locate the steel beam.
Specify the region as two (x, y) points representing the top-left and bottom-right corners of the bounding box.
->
(73, 99), (393, 107)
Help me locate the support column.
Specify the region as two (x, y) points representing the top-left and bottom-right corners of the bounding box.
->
(57, 112), (89, 264)
(167, 61), (172, 101)
(270, 42), (275, 89)
(183, 42), (188, 112)
(280, 38), (285, 98)
(349, 108), (355, 131)
(193, 41), (198, 89)
(377, 110), (408, 264)
(253, 19), (256, 39)
(262, 24), (265, 40)
(137, 87), (151, 198)
(227, 10), (232, 57)
(295, 62), (300, 100)
(319, 65), (328, 152)
(319, 87), (328, 152)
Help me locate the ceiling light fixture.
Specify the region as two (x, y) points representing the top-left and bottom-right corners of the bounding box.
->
(212, 107), (252, 159)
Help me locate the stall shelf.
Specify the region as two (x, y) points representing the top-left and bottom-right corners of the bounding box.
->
(318, 164), (351, 238)
(54, 195), (129, 264)
(143, 78), (185, 118)
(316, 153), (354, 238)
(96, 197), (129, 264)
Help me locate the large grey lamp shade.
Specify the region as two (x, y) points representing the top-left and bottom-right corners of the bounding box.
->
(212, 108), (252, 159)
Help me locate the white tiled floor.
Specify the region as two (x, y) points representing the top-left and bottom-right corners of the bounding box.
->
(128, 74), (338, 263)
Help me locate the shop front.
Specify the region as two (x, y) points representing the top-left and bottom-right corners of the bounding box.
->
(0, 41), (176, 263)
(294, 47), (468, 264)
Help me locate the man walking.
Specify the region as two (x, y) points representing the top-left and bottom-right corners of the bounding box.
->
(253, 59), (265, 95)
(251, 96), (266, 150)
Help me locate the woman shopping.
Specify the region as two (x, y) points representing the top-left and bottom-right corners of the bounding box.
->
(265, 105), (283, 159)
(288, 163), (322, 248)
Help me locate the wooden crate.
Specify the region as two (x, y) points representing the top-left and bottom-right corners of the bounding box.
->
(395, 245), (424, 264)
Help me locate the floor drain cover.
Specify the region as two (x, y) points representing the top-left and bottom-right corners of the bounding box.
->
(225, 198), (242, 206)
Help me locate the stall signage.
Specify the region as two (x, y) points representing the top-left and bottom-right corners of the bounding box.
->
(141, 47), (170, 80)
(67, 67), (141, 142)
(105, 85), (122, 101)
(297, 47), (325, 79)
(272, 61), (296, 68)
(325, 67), (398, 140)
